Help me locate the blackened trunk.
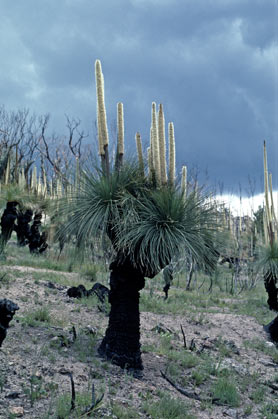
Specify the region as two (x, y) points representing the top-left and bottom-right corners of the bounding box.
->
(264, 272), (278, 343)
(264, 271), (278, 311)
(98, 259), (145, 371)
(0, 299), (19, 347)
(264, 316), (278, 342)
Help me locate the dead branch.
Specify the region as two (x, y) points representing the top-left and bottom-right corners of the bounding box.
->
(180, 324), (187, 348)
(59, 370), (75, 411)
(66, 115), (88, 159)
(160, 370), (201, 401)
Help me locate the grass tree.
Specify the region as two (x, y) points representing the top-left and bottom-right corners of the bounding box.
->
(0, 181), (50, 257)
(258, 142), (278, 314)
(57, 60), (218, 373)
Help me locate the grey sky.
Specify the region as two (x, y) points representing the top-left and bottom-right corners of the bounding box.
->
(0, 0), (277, 194)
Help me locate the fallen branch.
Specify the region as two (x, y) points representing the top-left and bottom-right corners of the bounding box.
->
(59, 370), (75, 411)
(189, 338), (196, 351)
(180, 324), (187, 348)
(71, 325), (77, 342)
(264, 381), (278, 391)
(160, 370), (201, 401)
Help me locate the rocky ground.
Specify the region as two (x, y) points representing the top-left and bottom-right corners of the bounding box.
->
(1, 258), (278, 418)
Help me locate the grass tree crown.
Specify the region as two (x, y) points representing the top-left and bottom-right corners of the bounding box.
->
(56, 59), (218, 276)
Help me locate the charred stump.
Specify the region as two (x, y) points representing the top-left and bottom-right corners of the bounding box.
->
(263, 272), (278, 343)
(67, 283), (109, 301)
(98, 259), (145, 372)
(264, 316), (278, 343)
(163, 264), (173, 299)
(0, 202), (19, 251)
(29, 213), (48, 254)
(264, 271), (278, 312)
(0, 299), (19, 347)
(67, 284), (88, 298)
(15, 209), (33, 246)
(89, 283), (110, 303)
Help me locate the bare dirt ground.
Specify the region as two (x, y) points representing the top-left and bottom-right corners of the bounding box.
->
(1, 263), (278, 418)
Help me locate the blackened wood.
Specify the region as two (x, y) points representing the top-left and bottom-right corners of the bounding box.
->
(160, 370), (201, 400)
(98, 259), (145, 371)
(0, 299), (19, 347)
(0, 202), (19, 246)
(264, 272), (278, 312)
(15, 209), (33, 246)
(264, 316), (278, 343)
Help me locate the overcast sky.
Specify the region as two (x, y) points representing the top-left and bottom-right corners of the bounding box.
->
(0, 0), (277, 195)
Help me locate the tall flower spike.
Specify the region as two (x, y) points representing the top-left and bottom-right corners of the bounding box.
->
(181, 165), (187, 199)
(168, 122), (176, 186)
(158, 104), (167, 185)
(264, 141), (271, 226)
(75, 157), (80, 192)
(31, 166), (37, 191)
(96, 102), (103, 156)
(263, 205), (269, 245)
(4, 155), (10, 185)
(269, 173), (277, 225)
(117, 102), (124, 155)
(56, 178), (63, 198)
(37, 178), (43, 196)
(135, 132), (144, 176)
(41, 157), (47, 196)
(115, 102), (124, 171)
(95, 60), (109, 154)
(19, 167), (26, 190)
(147, 146), (153, 180)
(50, 179), (53, 198)
(151, 102), (161, 184)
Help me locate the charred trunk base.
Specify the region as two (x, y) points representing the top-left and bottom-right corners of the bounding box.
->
(264, 272), (278, 311)
(263, 272), (278, 343)
(0, 299), (19, 347)
(98, 261), (145, 372)
(264, 316), (278, 343)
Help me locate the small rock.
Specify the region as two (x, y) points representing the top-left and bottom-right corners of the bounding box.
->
(265, 341), (275, 347)
(85, 325), (97, 335)
(219, 358), (248, 375)
(9, 406), (24, 417)
(152, 323), (173, 335)
(223, 408), (238, 418)
(46, 281), (56, 289)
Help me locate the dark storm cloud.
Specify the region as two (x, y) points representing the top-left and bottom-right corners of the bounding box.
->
(0, 0), (277, 192)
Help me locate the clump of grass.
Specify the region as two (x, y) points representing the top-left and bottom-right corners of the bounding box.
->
(21, 307), (51, 327)
(244, 338), (278, 363)
(23, 375), (47, 407)
(0, 371), (6, 392)
(228, 296), (272, 324)
(143, 391), (194, 419)
(0, 272), (14, 287)
(72, 332), (98, 362)
(55, 391), (92, 418)
(191, 368), (208, 386)
(211, 376), (240, 407)
(260, 402), (278, 417)
(111, 402), (140, 418)
(250, 385), (266, 404)
(80, 263), (98, 281)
